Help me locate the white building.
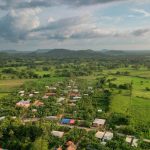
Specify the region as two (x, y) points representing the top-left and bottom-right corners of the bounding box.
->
(51, 131), (64, 138)
(93, 118), (106, 127)
(95, 131), (105, 139)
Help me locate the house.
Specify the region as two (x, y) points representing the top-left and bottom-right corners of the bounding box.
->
(33, 100), (44, 107)
(32, 109), (37, 112)
(88, 86), (93, 90)
(72, 89), (79, 93)
(57, 97), (65, 103)
(66, 141), (77, 150)
(29, 93), (34, 97)
(68, 103), (76, 107)
(42, 95), (49, 99)
(34, 91), (39, 94)
(102, 131), (114, 144)
(95, 131), (105, 139)
(61, 118), (75, 125)
(93, 118), (106, 127)
(45, 116), (58, 120)
(20, 93), (24, 97)
(132, 138), (138, 147)
(49, 87), (57, 91)
(16, 100), (30, 108)
(125, 136), (133, 144)
(19, 90), (25, 94)
(57, 147), (62, 150)
(69, 93), (80, 98)
(0, 116), (5, 121)
(72, 96), (81, 100)
(51, 131), (64, 138)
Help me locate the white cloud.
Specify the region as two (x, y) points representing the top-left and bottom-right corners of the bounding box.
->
(132, 8), (150, 17)
(0, 8), (41, 42)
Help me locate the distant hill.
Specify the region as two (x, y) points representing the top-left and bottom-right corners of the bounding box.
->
(0, 49), (18, 53)
(34, 49), (105, 58)
(0, 49), (150, 59)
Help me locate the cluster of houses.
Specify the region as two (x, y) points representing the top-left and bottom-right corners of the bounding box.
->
(16, 100), (44, 108)
(2, 80), (146, 149)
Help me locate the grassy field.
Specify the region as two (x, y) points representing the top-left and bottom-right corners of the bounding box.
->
(110, 95), (150, 124)
(0, 79), (34, 92)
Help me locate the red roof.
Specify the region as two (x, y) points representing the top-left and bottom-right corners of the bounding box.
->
(69, 119), (75, 124)
(70, 93), (80, 97)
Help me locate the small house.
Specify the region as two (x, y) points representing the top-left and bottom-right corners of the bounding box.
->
(16, 100), (30, 108)
(95, 131), (105, 139)
(45, 116), (58, 120)
(0, 116), (5, 121)
(132, 138), (138, 147)
(29, 93), (34, 97)
(66, 141), (77, 150)
(61, 118), (75, 125)
(93, 118), (106, 127)
(51, 131), (64, 138)
(34, 91), (39, 94)
(57, 97), (65, 103)
(103, 132), (113, 141)
(33, 100), (44, 107)
(19, 90), (25, 94)
(125, 135), (133, 144)
(42, 95), (49, 99)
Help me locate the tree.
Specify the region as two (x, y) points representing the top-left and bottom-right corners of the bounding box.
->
(31, 138), (49, 150)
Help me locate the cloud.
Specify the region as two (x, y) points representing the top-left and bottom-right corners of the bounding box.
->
(31, 15), (124, 41)
(0, 0), (124, 10)
(132, 8), (150, 17)
(132, 28), (150, 36)
(0, 8), (41, 42)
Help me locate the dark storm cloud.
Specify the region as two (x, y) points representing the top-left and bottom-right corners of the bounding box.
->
(0, 0), (124, 10)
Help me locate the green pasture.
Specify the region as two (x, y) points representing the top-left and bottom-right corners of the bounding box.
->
(110, 94), (150, 125)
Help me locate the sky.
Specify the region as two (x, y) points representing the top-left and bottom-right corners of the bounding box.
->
(0, 0), (150, 51)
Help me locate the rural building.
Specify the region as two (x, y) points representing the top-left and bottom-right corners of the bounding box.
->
(73, 96), (81, 100)
(51, 131), (64, 138)
(93, 118), (106, 127)
(125, 135), (133, 144)
(61, 118), (75, 125)
(16, 100), (30, 108)
(0, 116), (5, 121)
(33, 100), (44, 107)
(34, 91), (39, 94)
(57, 97), (65, 103)
(45, 116), (58, 120)
(19, 90), (25, 94)
(95, 131), (105, 139)
(103, 132), (113, 141)
(132, 138), (138, 147)
(66, 141), (77, 150)
(29, 93), (34, 97)
(42, 95), (49, 99)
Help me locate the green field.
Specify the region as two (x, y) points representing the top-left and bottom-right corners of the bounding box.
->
(110, 95), (150, 124)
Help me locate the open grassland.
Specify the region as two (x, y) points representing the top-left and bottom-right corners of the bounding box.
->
(0, 79), (34, 92)
(109, 75), (150, 99)
(103, 67), (150, 78)
(110, 94), (150, 125)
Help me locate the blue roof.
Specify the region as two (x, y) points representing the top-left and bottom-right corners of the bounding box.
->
(61, 118), (70, 124)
